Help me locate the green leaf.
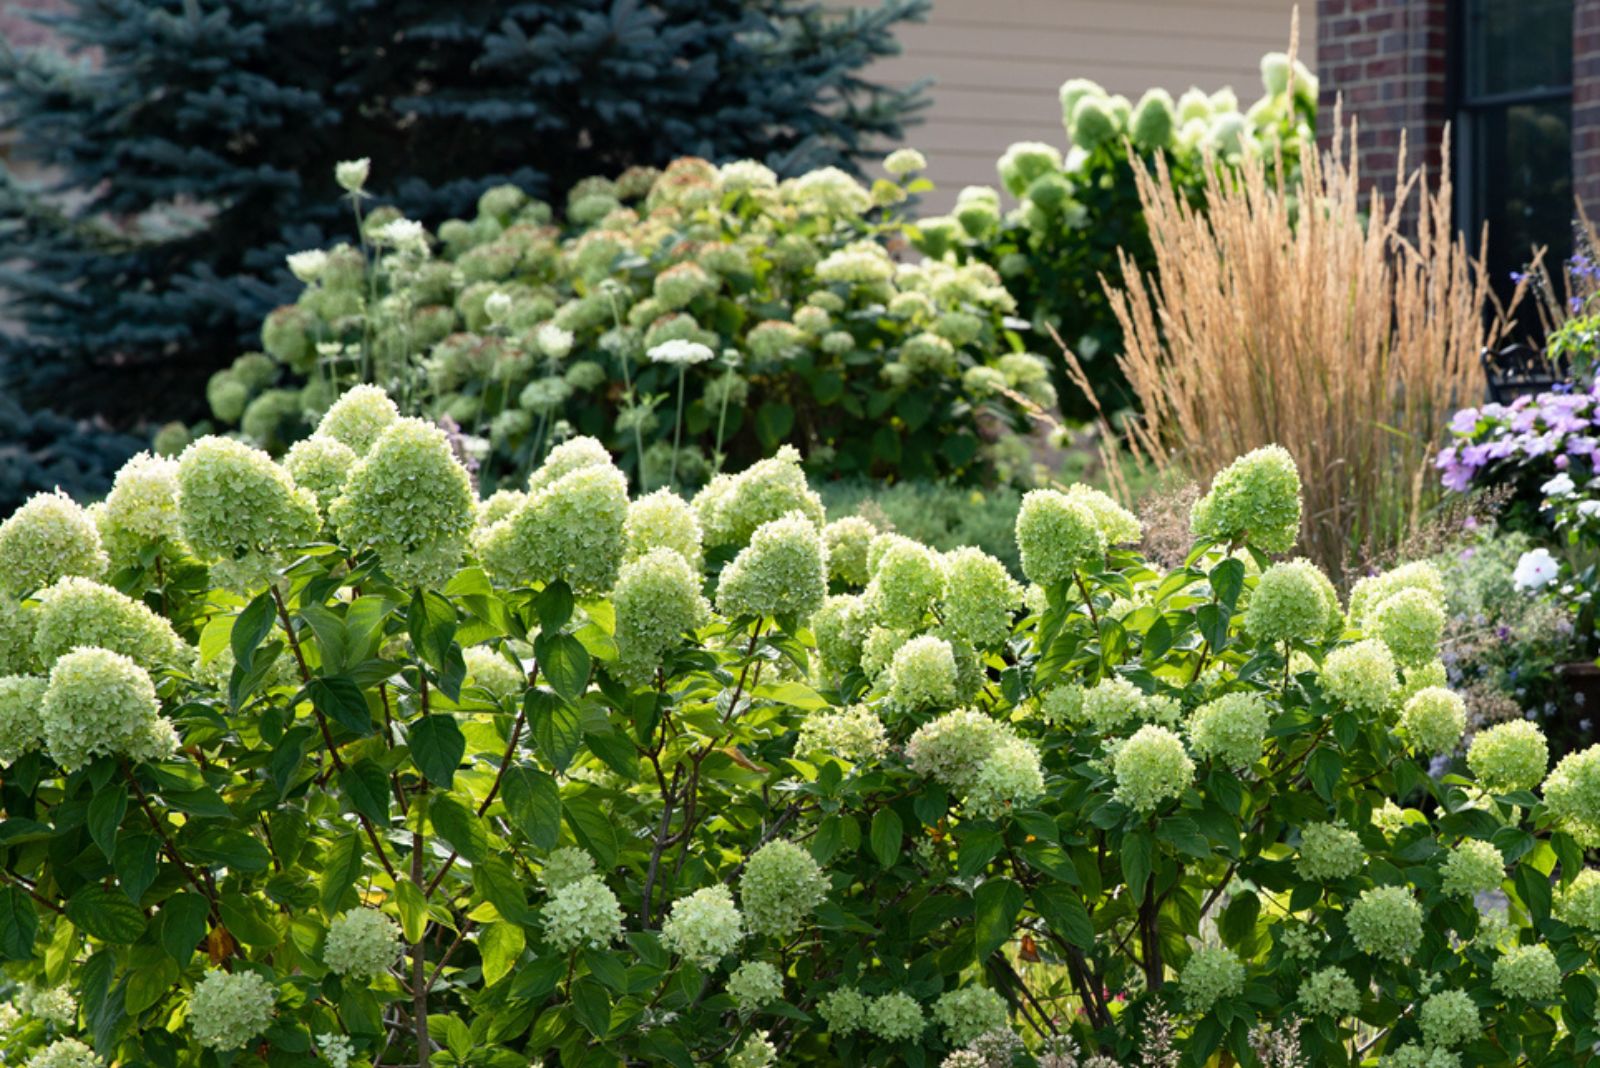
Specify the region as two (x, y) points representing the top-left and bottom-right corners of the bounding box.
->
(320, 831), (365, 915)
(124, 958), (179, 1015)
(309, 676), (375, 736)
(565, 795), (620, 870)
(67, 885), (146, 943)
(430, 793), (490, 864)
(972, 877), (1025, 961)
(409, 715), (466, 789)
(340, 759), (392, 824)
(870, 809), (902, 869)
(1219, 891), (1260, 947)
(526, 690), (583, 772)
(1209, 558), (1246, 610)
(502, 765), (562, 851)
(158, 892), (210, 963)
(1515, 861), (1553, 924)
(232, 591), (277, 672)
(535, 632), (591, 703)
(87, 782), (127, 860)
(185, 827), (272, 873)
(754, 402), (795, 450)
(112, 832), (161, 903)
(219, 897), (281, 948)
(1307, 749), (1343, 802)
(534, 581), (575, 632)
(408, 589), (459, 673)
(480, 921), (525, 986)
(473, 854), (532, 924)
(396, 879), (428, 944)
(1032, 883), (1093, 949)
(1122, 828), (1153, 901)
(570, 977), (612, 1037)
(0, 886), (38, 960)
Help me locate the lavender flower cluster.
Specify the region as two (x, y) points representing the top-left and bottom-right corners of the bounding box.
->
(1436, 381), (1600, 493)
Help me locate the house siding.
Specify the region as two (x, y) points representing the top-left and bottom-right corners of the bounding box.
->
(867, 0), (1310, 207)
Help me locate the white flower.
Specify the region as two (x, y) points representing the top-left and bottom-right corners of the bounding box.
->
(377, 218), (426, 251)
(1541, 473), (1576, 497)
(1578, 499), (1600, 519)
(335, 157), (370, 194)
(286, 250), (329, 283)
(537, 322), (575, 360)
(647, 339), (715, 366)
(1512, 548), (1560, 591)
(484, 291), (513, 323)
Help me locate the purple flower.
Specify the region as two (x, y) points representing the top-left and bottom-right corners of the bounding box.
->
(1450, 408), (1481, 434)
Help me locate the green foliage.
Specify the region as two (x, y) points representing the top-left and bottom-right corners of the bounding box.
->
(2, 388), (1598, 1067)
(201, 154), (1043, 489)
(0, 0), (929, 435)
(931, 55), (1318, 418)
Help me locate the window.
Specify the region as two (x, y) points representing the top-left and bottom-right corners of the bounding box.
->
(1455, 0), (1574, 295)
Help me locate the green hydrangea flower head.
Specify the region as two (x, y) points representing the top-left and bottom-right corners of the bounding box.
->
(1554, 869), (1600, 930)
(1440, 838), (1505, 898)
(1296, 821), (1365, 881)
(1039, 684), (1085, 727)
(612, 548), (711, 685)
(965, 738), (1046, 819)
(1318, 638), (1397, 715)
(1187, 692), (1270, 768)
(997, 142), (1063, 198)
(189, 969), (277, 1050)
(1190, 445), (1302, 553)
(864, 535), (947, 629)
(328, 417), (475, 589)
(819, 987), (870, 1034)
(866, 991), (925, 1042)
(176, 436), (319, 587)
(1062, 484), (1142, 546)
(1399, 687), (1466, 756)
(812, 593), (871, 679)
(624, 489), (703, 571)
(1015, 489), (1105, 589)
(1395, 659), (1449, 709)
(41, 647), (174, 770)
(1347, 885), (1423, 961)
(1380, 1043), (1460, 1068)
(716, 512), (828, 623)
(1179, 946), (1245, 1013)
(1070, 96), (1119, 150)
(823, 517), (877, 587)
(661, 884), (743, 967)
(885, 635), (958, 710)
(859, 624), (910, 681)
(727, 961), (784, 1014)
(1542, 744), (1600, 845)
(740, 840), (827, 938)
(940, 547), (1022, 647)
(0, 674), (47, 765)
(1298, 966), (1360, 1018)
(0, 490), (108, 597)
(462, 646), (525, 701)
(1418, 989), (1480, 1049)
(316, 384), (400, 455)
(25, 1039), (103, 1068)
(283, 435), (359, 514)
(1058, 78), (1105, 125)
(695, 446), (824, 550)
(907, 708), (1008, 791)
(1348, 561), (1445, 629)
(796, 704), (887, 765)
(32, 577), (190, 671)
(728, 1032), (775, 1068)
(1368, 588), (1446, 667)
(323, 908), (402, 979)
(542, 874), (623, 952)
(1493, 943), (1561, 1001)
(96, 452), (184, 566)
(479, 463), (629, 595)
(1246, 560), (1340, 644)
(1112, 725), (1194, 814)
(0, 595), (35, 677)
(1080, 676), (1149, 733)
(538, 847), (595, 892)
(933, 986), (1007, 1046)
(1467, 720), (1549, 794)
(528, 436), (613, 492)
(1131, 88), (1177, 149)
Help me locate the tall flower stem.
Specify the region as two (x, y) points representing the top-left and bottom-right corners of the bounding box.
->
(712, 361), (735, 472)
(605, 290), (648, 491)
(670, 364), (687, 487)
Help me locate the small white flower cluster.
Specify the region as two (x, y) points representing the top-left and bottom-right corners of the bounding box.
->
(188, 969), (277, 1051)
(907, 708), (1045, 819)
(323, 907), (403, 979)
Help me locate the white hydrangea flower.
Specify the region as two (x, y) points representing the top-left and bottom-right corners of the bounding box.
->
(661, 884), (743, 966)
(335, 157), (370, 193)
(647, 339), (715, 366)
(188, 969), (277, 1050)
(323, 907), (403, 979)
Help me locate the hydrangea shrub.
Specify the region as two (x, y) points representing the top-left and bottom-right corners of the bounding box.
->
(2, 392), (1598, 1067)
(202, 156), (1046, 489)
(934, 55), (1317, 417)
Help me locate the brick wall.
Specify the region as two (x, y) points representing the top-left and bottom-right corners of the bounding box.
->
(1576, 1), (1600, 221)
(1315, 0), (1451, 195)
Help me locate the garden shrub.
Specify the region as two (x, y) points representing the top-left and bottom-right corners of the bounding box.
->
(0, 0), (928, 435)
(201, 155), (1044, 488)
(1, 395), (1599, 1067)
(922, 54), (1317, 418)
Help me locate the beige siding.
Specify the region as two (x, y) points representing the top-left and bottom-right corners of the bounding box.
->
(868, 0), (1311, 204)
